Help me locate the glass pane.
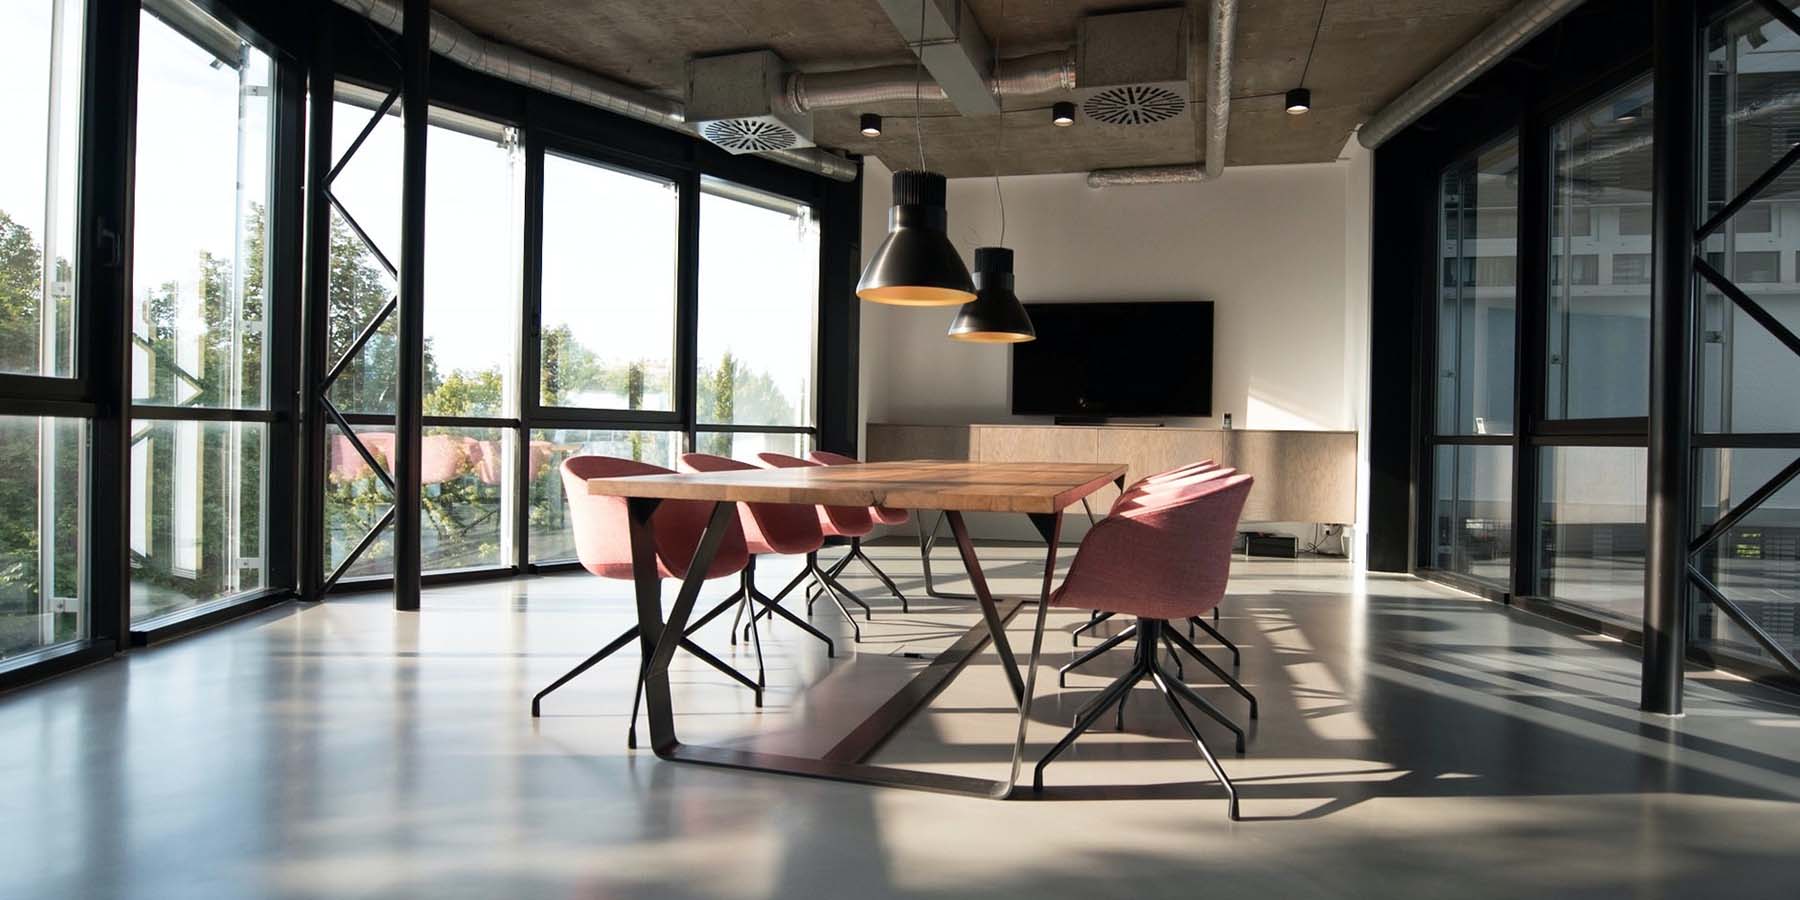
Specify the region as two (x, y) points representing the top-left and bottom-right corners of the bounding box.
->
(1436, 137), (1518, 436)
(325, 424), (394, 580)
(526, 428), (682, 563)
(1428, 444), (1512, 586)
(421, 426), (510, 572)
(1701, 5), (1800, 434)
(1698, 283), (1800, 433)
(1546, 74), (1652, 421)
(424, 114), (522, 419)
(538, 153), (677, 411)
(697, 179), (818, 427)
(0, 0), (83, 378)
(695, 431), (812, 467)
(0, 417), (84, 659)
(324, 423), (515, 578)
(132, 4), (274, 409)
(1538, 446), (1647, 623)
(129, 419), (265, 623)
(1694, 448), (1800, 663)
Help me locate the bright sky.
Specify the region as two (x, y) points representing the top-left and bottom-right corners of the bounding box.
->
(3, 0), (819, 424)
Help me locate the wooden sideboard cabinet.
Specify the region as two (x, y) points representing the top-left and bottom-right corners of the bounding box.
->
(865, 423), (1356, 525)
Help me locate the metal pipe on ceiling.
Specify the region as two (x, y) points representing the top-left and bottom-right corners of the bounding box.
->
(330, 0), (857, 181)
(1357, 0), (1586, 150)
(786, 49), (1076, 112)
(1085, 0), (1236, 188)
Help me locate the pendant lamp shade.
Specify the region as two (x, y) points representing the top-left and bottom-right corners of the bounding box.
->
(948, 247), (1035, 343)
(856, 170), (976, 306)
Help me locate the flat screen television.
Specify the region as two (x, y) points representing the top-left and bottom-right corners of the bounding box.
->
(1011, 301), (1213, 418)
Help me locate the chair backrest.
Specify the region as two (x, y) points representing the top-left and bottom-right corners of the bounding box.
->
(809, 450), (909, 523)
(1058, 473), (1254, 620)
(678, 452), (824, 555)
(558, 455), (747, 581)
(1113, 464), (1234, 514)
(757, 452), (874, 536)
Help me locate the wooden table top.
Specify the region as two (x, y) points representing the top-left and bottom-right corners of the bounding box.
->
(586, 460), (1128, 514)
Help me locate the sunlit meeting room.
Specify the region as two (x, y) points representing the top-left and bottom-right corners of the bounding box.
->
(2, 0), (1800, 897)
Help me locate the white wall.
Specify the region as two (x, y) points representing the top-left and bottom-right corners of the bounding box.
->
(859, 151), (1375, 550)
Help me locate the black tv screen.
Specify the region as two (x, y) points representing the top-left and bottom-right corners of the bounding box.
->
(1011, 301), (1213, 418)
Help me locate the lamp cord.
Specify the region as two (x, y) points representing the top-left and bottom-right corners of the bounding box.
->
(914, 0), (927, 171)
(1299, 0), (1329, 88)
(994, 0), (1007, 246)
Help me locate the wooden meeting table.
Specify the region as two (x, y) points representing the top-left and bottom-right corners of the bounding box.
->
(586, 459), (1127, 799)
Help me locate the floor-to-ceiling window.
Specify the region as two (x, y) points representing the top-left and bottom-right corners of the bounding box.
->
(1536, 75), (1655, 624)
(1428, 136), (1519, 588)
(1694, 1), (1800, 667)
(0, 0), (86, 661)
(321, 88), (526, 582)
(128, 0), (277, 625)
(695, 177), (821, 462)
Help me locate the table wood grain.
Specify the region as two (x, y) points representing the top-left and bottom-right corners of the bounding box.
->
(586, 460), (1128, 514)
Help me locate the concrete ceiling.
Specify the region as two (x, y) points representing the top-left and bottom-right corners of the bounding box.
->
(433, 0), (1520, 177)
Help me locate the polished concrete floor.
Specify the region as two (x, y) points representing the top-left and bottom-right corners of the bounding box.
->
(3, 542), (1799, 899)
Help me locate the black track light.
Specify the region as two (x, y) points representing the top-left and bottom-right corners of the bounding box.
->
(1285, 88), (1312, 115)
(860, 113), (883, 137)
(1051, 101), (1076, 127)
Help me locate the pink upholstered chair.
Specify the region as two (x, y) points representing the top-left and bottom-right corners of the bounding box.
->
(1033, 472), (1257, 820)
(1072, 462), (1238, 652)
(530, 456), (763, 749)
(757, 452), (894, 621)
(678, 453), (859, 649)
(808, 450), (911, 611)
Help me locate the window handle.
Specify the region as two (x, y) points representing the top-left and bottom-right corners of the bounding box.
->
(96, 219), (122, 269)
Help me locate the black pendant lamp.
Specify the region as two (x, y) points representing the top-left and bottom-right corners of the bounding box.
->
(856, 170), (976, 306)
(948, 247), (1035, 343)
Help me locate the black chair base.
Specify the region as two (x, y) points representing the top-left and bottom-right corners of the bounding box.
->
(530, 618), (765, 749)
(1036, 618), (1245, 820)
(687, 559), (837, 658)
(744, 550), (870, 643)
(1070, 609), (1240, 666)
(1059, 618), (1256, 722)
(817, 537), (910, 613)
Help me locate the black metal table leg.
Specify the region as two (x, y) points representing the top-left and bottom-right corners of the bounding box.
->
(628, 500), (1078, 801)
(945, 511), (1026, 703)
(631, 498), (736, 755)
(1002, 511), (1064, 797)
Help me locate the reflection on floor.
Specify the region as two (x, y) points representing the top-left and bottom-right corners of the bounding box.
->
(3, 542), (1799, 899)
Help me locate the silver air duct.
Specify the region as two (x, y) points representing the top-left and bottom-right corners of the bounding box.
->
(1199, 0), (1235, 179)
(785, 50), (1077, 112)
(1084, 0), (1235, 188)
(1087, 164), (1206, 187)
(1357, 0), (1585, 150)
(331, 0), (856, 182)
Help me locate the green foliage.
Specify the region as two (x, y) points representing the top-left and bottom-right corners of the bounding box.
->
(0, 213), (81, 651)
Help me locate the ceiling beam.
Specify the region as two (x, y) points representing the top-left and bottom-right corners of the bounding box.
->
(875, 0), (1000, 116)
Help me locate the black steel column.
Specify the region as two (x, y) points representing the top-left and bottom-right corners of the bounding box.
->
(1643, 0), (1699, 714)
(393, 0), (430, 611)
(1511, 105), (1551, 603)
(266, 55), (307, 595)
(299, 25), (334, 602)
(81, 0), (141, 648)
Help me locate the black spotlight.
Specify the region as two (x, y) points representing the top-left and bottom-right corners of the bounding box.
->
(948, 247), (1035, 343)
(856, 170), (976, 306)
(1051, 101), (1076, 127)
(860, 113), (883, 137)
(1285, 88), (1312, 115)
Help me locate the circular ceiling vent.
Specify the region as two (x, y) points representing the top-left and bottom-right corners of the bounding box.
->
(700, 119), (798, 153)
(1082, 85), (1186, 126)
